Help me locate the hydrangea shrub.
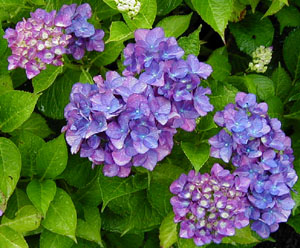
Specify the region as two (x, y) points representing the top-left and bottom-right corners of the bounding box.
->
(0, 0), (300, 247)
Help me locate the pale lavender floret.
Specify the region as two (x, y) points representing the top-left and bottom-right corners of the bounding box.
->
(209, 92), (298, 239)
(86, 29), (105, 52)
(170, 164), (250, 246)
(209, 129), (233, 163)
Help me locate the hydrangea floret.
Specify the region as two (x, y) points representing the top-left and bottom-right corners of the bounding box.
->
(114, 0), (141, 17)
(170, 164), (250, 246)
(248, 46), (272, 73)
(63, 27), (213, 177)
(3, 3), (104, 78)
(209, 92), (298, 238)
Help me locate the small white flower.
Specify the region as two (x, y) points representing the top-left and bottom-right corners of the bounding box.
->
(115, 0), (141, 17)
(248, 46), (273, 73)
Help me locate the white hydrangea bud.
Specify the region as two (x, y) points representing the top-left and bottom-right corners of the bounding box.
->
(248, 46), (273, 73)
(115, 0), (141, 17)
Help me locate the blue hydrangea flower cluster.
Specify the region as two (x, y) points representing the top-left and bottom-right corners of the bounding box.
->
(209, 92), (298, 238)
(3, 3), (104, 78)
(55, 3), (105, 60)
(170, 164), (250, 246)
(63, 27), (214, 177)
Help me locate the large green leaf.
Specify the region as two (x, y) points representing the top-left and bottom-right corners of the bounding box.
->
(276, 6), (300, 34)
(107, 21), (133, 43)
(0, 91), (39, 133)
(9, 113), (52, 139)
(104, 232), (144, 248)
(156, 13), (192, 38)
(90, 41), (124, 67)
(207, 46), (231, 81)
(222, 226), (259, 245)
(0, 138), (21, 204)
(123, 0), (157, 30)
(288, 214), (300, 234)
(181, 141), (210, 172)
(271, 65), (292, 101)
(229, 13), (274, 56)
(37, 69), (81, 119)
(0, 23), (7, 57)
(1, 205), (41, 233)
(42, 188), (77, 241)
(32, 65), (63, 93)
(191, 0), (233, 41)
(11, 131), (45, 177)
(157, 0), (182, 15)
(263, 0), (285, 18)
(40, 229), (73, 248)
(36, 134), (68, 180)
(0, 226), (28, 248)
(283, 29), (300, 80)
(178, 26), (201, 59)
(26, 179), (56, 217)
(61, 154), (97, 189)
(76, 206), (103, 246)
(159, 212), (177, 248)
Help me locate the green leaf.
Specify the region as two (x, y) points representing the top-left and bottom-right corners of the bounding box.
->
(178, 26), (201, 59)
(191, 0), (233, 42)
(222, 226), (259, 245)
(4, 189), (31, 220)
(244, 74), (275, 100)
(37, 69), (81, 119)
(177, 237), (198, 248)
(0, 226), (28, 248)
(0, 91), (39, 133)
(28, 0), (45, 5)
(229, 13), (274, 56)
(276, 6), (300, 34)
(263, 0), (285, 18)
(265, 96), (283, 119)
(105, 232), (144, 248)
(196, 115), (217, 132)
(91, 41), (124, 67)
(107, 21), (133, 43)
(102, 0), (117, 9)
(156, 13), (192, 38)
(32, 65), (63, 93)
(40, 229), (73, 248)
(79, 68), (94, 85)
(159, 212), (177, 248)
(123, 0), (157, 30)
(0, 0), (26, 10)
(36, 134), (68, 180)
(9, 113), (52, 139)
(10, 131), (45, 177)
(26, 179), (56, 217)
(0, 24), (7, 57)
(0, 138), (21, 202)
(283, 29), (300, 80)
(181, 141), (210, 171)
(207, 46), (231, 81)
(42, 188), (77, 242)
(271, 65), (292, 101)
(1, 205), (41, 233)
(102, 191), (162, 234)
(288, 214), (300, 234)
(61, 154), (97, 189)
(99, 173), (148, 211)
(157, 0), (182, 15)
(76, 206), (103, 246)
(239, 0), (260, 13)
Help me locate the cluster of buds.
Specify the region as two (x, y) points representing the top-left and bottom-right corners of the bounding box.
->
(3, 3), (105, 78)
(170, 164), (250, 246)
(114, 0), (141, 17)
(63, 27), (214, 177)
(54, 3), (105, 60)
(209, 92), (297, 238)
(3, 9), (71, 79)
(248, 46), (272, 73)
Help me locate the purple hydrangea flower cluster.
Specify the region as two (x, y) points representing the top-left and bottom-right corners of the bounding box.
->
(3, 8), (72, 79)
(63, 27), (214, 177)
(209, 92), (298, 238)
(55, 3), (105, 60)
(170, 164), (250, 246)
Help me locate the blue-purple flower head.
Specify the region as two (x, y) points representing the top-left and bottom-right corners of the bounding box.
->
(63, 27), (214, 177)
(3, 4), (105, 78)
(208, 92), (298, 238)
(170, 164), (250, 246)
(55, 3), (105, 60)
(3, 8), (72, 79)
